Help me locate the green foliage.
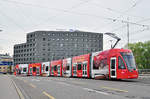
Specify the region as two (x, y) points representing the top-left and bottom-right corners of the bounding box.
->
(128, 41), (150, 69)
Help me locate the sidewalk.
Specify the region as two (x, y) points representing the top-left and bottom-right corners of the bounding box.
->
(0, 74), (19, 99)
(138, 74), (150, 79)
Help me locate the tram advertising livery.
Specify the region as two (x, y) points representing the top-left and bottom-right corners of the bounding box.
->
(14, 48), (138, 79)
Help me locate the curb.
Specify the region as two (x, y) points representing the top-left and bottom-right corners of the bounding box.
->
(10, 77), (25, 99)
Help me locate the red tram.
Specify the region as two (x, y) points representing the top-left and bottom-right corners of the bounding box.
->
(28, 63), (42, 76)
(50, 60), (62, 77)
(72, 54), (90, 78)
(14, 48), (138, 79)
(14, 64), (28, 76)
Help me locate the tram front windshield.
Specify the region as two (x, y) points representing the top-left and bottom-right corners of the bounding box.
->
(120, 52), (136, 70)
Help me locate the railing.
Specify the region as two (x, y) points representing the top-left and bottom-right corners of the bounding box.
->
(138, 69), (150, 74)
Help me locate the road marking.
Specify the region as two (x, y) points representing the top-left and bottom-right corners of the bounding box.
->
(29, 83), (36, 88)
(31, 79), (40, 82)
(57, 82), (71, 86)
(71, 81), (86, 85)
(43, 91), (55, 99)
(23, 80), (27, 83)
(11, 78), (25, 99)
(101, 86), (128, 93)
(83, 88), (109, 95)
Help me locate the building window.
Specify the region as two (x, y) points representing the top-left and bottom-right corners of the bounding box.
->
(42, 58), (45, 61)
(74, 44), (77, 48)
(43, 38), (46, 41)
(43, 48), (45, 51)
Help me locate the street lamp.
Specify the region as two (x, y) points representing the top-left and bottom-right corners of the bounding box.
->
(105, 32), (121, 49)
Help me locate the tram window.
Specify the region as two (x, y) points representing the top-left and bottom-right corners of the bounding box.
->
(73, 66), (76, 70)
(33, 67), (36, 72)
(43, 64), (45, 72)
(73, 64), (76, 70)
(118, 57), (126, 69)
(111, 59), (115, 69)
(23, 68), (27, 72)
(54, 65), (57, 71)
(100, 59), (107, 69)
(85, 71), (87, 75)
(93, 58), (107, 70)
(46, 66), (49, 71)
(51, 67), (54, 74)
(77, 64), (82, 70)
(66, 65), (70, 70)
(30, 68), (32, 74)
(83, 63), (87, 70)
(58, 66), (60, 74)
(93, 60), (99, 69)
(37, 68), (40, 74)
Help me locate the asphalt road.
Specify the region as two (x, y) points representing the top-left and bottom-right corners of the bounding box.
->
(9, 75), (150, 99)
(0, 74), (19, 99)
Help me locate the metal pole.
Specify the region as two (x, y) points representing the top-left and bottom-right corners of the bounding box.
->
(127, 17), (129, 48)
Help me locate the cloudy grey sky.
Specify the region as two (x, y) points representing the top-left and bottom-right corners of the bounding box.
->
(0, 0), (150, 56)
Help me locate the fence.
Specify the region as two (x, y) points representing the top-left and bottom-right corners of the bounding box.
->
(138, 69), (150, 74)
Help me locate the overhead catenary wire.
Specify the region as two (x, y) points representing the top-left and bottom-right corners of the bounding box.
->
(0, 1), (35, 30)
(89, 0), (145, 19)
(1, 0), (149, 27)
(0, 6), (26, 31)
(109, 17), (150, 33)
(30, 0), (92, 28)
(0, 0), (149, 43)
(124, 0), (142, 13)
(89, 0), (144, 31)
(1, 0), (93, 29)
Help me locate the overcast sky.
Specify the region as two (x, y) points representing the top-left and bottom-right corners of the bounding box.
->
(0, 0), (150, 56)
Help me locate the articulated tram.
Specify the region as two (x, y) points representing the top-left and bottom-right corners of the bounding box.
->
(14, 48), (138, 79)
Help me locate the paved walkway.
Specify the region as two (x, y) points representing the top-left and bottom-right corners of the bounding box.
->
(0, 74), (19, 99)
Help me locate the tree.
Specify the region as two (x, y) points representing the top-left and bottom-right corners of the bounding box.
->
(128, 41), (150, 69)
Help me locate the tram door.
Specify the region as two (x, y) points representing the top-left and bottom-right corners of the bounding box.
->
(36, 67), (40, 75)
(57, 65), (61, 76)
(77, 63), (82, 77)
(73, 63), (77, 77)
(110, 57), (116, 78)
(82, 62), (87, 77)
(29, 67), (32, 75)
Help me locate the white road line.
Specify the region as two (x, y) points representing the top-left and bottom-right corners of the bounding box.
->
(57, 82), (71, 86)
(31, 79), (40, 82)
(11, 78), (25, 99)
(83, 88), (109, 95)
